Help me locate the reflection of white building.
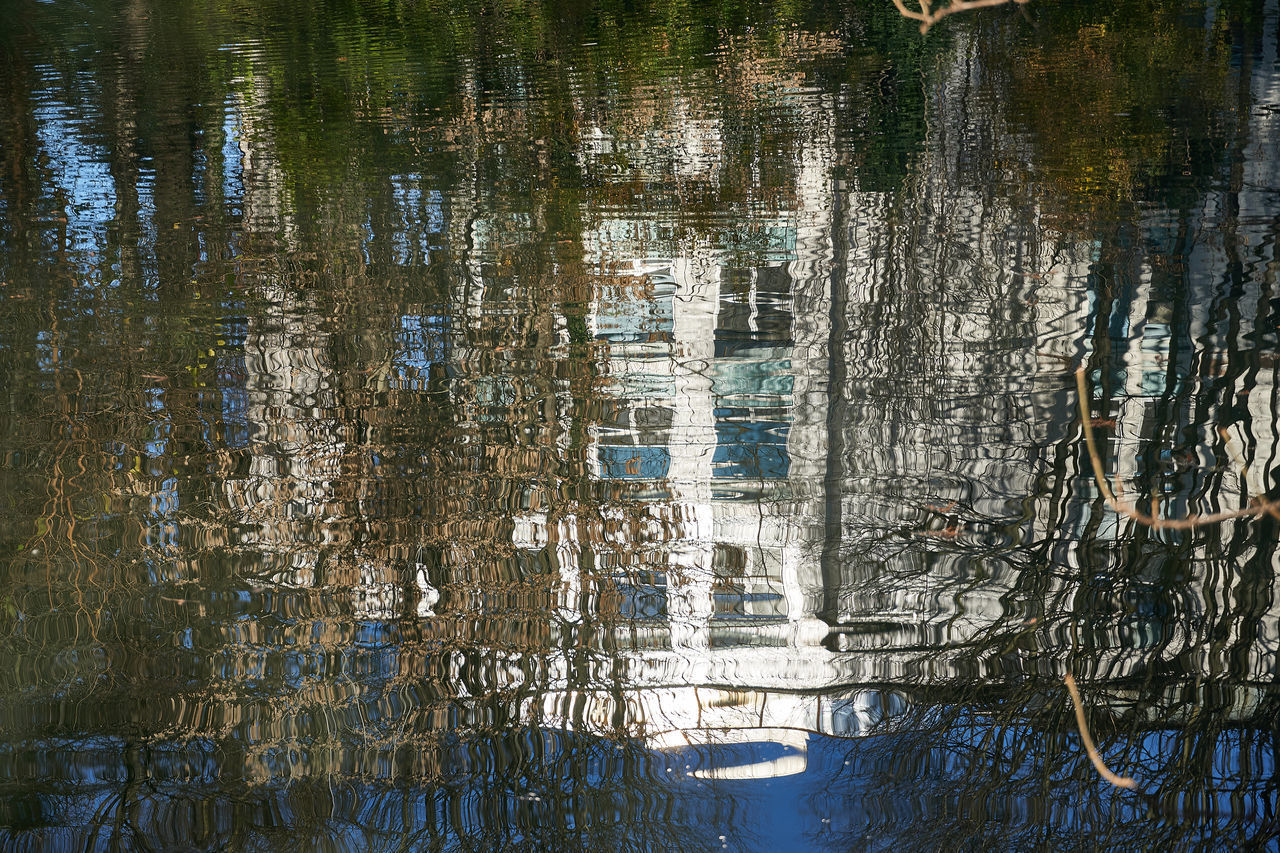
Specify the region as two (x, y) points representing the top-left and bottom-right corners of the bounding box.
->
(586, 254), (830, 653)
(217, 47), (334, 588)
(203, 19), (1280, 774)
(523, 26), (1280, 743)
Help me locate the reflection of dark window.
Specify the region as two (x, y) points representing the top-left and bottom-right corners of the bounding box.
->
(715, 266), (793, 357)
(600, 403), (674, 441)
(712, 411), (789, 479)
(713, 543), (746, 576)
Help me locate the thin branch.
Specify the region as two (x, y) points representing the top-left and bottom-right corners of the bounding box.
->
(1064, 674), (1138, 789)
(1075, 369), (1279, 529)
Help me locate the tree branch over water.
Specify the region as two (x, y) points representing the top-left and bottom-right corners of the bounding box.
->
(892, 0), (1030, 33)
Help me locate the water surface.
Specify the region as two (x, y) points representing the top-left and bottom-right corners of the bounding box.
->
(2, 0), (1279, 849)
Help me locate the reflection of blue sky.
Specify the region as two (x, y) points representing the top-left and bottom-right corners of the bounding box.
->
(16, 718), (1271, 850)
(143, 385), (179, 551)
(33, 68), (115, 257)
(145, 386), (170, 458)
(34, 329), (58, 371)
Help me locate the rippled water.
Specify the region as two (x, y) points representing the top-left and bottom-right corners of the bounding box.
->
(2, 0), (1279, 849)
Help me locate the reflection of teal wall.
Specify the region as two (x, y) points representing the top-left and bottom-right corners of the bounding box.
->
(594, 282), (675, 343)
(710, 356), (794, 399)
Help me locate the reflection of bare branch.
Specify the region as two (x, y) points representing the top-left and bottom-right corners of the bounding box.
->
(892, 0), (1030, 34)
(1075, 369), (1280, 529)
(1063, 674), (1138, 790)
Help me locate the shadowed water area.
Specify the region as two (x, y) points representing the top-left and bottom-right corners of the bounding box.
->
(2, 0), (1280, 848)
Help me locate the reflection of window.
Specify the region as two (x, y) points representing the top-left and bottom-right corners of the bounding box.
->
(392, 311), (449, 389)
(389, 174), (444, 265)
(711, 267), (794, 486)
(713, 543), (747, 574)
(593, 272), (676, 345)
(714, 266), (793, 356)
(597, 404), (674, 480)
(599, 445), (670, 479)
(613, 570), (668, 620)
(712, 414), (790, 480)
(710, 544), (785, 621)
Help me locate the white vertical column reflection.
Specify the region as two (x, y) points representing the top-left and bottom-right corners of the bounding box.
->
(665, 257), (721, 653)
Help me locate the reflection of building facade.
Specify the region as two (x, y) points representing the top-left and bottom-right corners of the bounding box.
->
(197, 22), (1280, 778)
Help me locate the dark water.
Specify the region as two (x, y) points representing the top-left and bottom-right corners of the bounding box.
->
(2, 0), (1279, 848)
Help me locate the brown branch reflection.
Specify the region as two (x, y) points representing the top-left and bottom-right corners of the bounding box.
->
(891, 0), (1030, 34)
(1074, 369), (1280, 529)
(1063, 674), (1138, 790)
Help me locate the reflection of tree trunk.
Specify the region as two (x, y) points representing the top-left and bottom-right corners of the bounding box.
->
(1218, 19), (1279, 684)
(820, 183), (847, 633)
(102, 0), (146, 292)
(148, 27), (200, 293)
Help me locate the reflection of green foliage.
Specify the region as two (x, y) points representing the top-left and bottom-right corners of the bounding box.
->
(184, 0), (948, 219)
(993, 0), (1243, 232)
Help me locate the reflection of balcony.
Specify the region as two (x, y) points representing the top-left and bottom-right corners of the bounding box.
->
(533, 685), (911, 747)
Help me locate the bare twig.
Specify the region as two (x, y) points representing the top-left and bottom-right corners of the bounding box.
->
(1075, 369), (1279, 529)
(1064, 674), (1138, 790)
(891, 0), (1030, 34)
